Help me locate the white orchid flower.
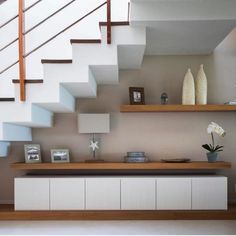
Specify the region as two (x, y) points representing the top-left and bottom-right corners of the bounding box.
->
(207, 122), (226, 137)
(203, 122), (226, 153)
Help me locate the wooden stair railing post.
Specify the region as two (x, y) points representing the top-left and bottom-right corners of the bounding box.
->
(18, 0), (26, 101)
(107, 0), (111, 44)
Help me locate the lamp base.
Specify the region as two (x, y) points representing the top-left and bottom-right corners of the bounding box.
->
(85, 159), (105, 163)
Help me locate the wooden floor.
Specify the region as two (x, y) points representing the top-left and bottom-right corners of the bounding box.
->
(0, 205), (236, 220)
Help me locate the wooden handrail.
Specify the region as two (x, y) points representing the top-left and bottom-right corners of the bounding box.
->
(18, 0), (26, 101)
(0, 0), (42, 29)
(107, 0), (111, 44)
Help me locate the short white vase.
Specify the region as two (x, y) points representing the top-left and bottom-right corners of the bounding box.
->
(182, 68), (195, 105)
(196, 64), (207, 105)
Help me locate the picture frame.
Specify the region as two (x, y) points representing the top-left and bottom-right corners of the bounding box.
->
(51, 149), (70, 163)
(24, 144), (42, 163)
(129, 87), (145, 105)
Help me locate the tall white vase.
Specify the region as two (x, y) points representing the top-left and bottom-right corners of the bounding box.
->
(182, 68), (195, 105)
(196, 64), (207, 105)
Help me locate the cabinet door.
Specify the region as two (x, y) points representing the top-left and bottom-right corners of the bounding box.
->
(50, 178), (85, 210)
(86, 178), (120, 210)
(192, 177), (227, 210)
(15, 178), (50, 210)
(156, 178), (191, 210)
(121, 178), (156, 210)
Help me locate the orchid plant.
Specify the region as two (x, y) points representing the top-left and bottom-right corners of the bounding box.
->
(202, 122), (226, 153)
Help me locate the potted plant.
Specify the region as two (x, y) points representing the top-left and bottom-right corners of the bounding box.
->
(202, 122), (226, 162)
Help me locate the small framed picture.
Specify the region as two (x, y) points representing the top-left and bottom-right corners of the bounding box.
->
(129, 87), (145, 105)
(24, 144), (42, 163)
(51, 149), (70, 163)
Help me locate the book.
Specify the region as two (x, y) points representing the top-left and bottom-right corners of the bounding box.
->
(124, 156), (148, 163)
(127, 152), (145, 157)
(224, 101), (236, 105)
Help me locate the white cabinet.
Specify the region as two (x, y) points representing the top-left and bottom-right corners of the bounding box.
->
(14, 175), (228, 211)
(192, 177), (227, 210)
(15, 178), (50, 210)
(85, 178), (120, 210)
(156, 178), (191, 210)
(50, 178), (85, 210)
(121, 178), (156, 210)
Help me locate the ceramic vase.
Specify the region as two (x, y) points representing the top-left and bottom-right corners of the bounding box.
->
(207, 152), (219, 163)
(182, 68), (195, 105)
(196, 64), (207, 104)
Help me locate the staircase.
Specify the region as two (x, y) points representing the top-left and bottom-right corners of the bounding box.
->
(1, 0), (236, 157)
(0, 1), (146, 156)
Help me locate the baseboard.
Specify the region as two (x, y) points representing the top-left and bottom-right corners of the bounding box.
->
(0, 200), (14, 204)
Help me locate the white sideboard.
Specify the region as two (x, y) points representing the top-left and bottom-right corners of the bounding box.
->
(50, 178), (84, 210)
(86, 178), (120, 210)
(121, 178), (156, 210)
(14, 176), (227, 211)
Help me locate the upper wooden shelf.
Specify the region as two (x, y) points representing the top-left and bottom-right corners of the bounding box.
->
(10, 161), (231, 170)
(120, 105), (236, 112)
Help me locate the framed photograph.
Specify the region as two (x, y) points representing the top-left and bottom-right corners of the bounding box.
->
(51, 149), (70, 163)
(24, 144), (42, 163)
(129, 87), (145, 105)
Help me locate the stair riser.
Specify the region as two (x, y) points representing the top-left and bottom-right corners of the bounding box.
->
(100, 25), (146, 69)
(0, 103), (53, 128)
(0, 142), (10, 157)
(20, 82), (75, 113)
(72, 44), (118, 66)
(100, 25), (146, 46)
(42, 64), (97, 97)
(0, 124), (32, 141)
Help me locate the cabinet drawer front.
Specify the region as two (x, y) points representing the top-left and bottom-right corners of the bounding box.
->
(121, 178), (156, 210)
(50, 178), (85, 210)
(86, 178), (120, 210)
(15, 178), (50, 210)
(156, 178), (191, 210)
(192, 177), (227, 210)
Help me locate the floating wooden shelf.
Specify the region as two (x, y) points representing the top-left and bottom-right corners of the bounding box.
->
(10, 161), (231, 170)
(120, 105), (236, 112)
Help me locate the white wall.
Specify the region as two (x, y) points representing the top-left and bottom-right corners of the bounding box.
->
(1, 28), (236, 204)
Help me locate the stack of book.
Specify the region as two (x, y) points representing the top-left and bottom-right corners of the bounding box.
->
(225, 100), (236, 105)
(124, 152), (148, 163)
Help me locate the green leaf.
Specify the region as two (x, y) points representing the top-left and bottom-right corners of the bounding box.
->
(202, 144), (213, 152)
(214, 145), (224, 152)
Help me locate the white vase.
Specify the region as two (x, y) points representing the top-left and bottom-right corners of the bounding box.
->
(196, 64), (207, 105)
(182, 68), (195, 105)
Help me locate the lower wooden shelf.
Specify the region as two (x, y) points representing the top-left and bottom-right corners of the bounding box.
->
(10, 161), (231, 170)
(0, 204), (235, 220)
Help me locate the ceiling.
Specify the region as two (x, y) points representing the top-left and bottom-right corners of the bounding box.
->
(130, 0), (236, 55)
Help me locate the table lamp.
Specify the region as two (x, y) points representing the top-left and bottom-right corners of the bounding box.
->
(78, 113), (110, 162)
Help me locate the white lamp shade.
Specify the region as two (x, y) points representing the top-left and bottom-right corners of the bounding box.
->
(78, 113), (110, 134)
